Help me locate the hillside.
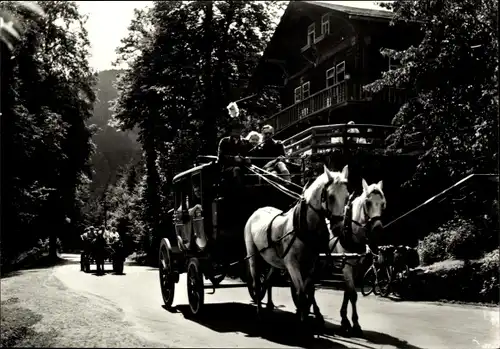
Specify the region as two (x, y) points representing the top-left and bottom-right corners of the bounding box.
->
(88, 69), (142, 206)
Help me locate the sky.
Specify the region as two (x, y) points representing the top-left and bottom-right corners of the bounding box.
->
(76, 1), (391, 72)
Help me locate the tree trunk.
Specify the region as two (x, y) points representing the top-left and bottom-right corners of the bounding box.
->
(202, 1), (216, 153)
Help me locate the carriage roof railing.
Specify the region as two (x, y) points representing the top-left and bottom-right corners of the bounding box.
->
(384, 173), (499, 229)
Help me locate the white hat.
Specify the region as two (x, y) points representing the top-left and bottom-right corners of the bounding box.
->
(226, 102), (239, 118)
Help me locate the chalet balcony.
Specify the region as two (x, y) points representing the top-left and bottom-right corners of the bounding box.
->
(265, 80), (408, 134)
(269, 81), (348, 132)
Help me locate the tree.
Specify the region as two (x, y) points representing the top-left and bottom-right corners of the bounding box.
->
(366, 0), (498, 196)
(1, 1), (96, 262)
(0, 1), (45, 50)
(111, 1), (284, 261)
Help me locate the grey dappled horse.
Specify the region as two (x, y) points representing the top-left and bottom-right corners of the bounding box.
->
(245, 165), (349, 328)
(329, 179), (386, 336)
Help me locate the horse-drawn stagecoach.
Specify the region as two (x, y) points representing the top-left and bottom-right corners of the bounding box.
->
(158, 154), (302, 315)
(158, 141), (387, 337)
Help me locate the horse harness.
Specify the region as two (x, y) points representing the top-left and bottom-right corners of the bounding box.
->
(264, 178), (345, 259)
(329, 190), (384, 257)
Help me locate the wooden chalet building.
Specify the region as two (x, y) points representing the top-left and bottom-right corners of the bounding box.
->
(249, 2), (424, 244)
(251, 1), (422, 156)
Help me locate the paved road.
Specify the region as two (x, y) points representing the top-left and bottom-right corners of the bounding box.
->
(3, 254), (499, 348)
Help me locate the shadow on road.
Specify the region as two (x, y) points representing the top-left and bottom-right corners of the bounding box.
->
(174, 302), (422, 349)
(1, 256), (78, 279)
(83, 269), (127, 277)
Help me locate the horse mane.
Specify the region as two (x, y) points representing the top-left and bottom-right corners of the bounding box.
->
(303, 170), (346, 204)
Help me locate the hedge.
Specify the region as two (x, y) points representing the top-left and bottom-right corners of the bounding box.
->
(402, 249), (499, 304)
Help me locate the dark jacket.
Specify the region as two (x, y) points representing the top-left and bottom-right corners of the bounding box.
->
(254, 139), (286, 167)
(217, 136), (251, 167)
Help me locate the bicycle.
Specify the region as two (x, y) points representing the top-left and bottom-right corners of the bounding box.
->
(381, 245), (411, 298)
(361, 250), (391, 297)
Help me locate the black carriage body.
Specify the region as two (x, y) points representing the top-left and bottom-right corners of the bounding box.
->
(169, 160), (297, 274)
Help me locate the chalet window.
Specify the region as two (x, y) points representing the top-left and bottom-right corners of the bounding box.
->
(294, 82), (311, 104)
(294, 86), (302, 103)
(326, 68), (335, 87)
(388, 56), (401, 71)
(336, 61), (345, 83)
(307, 24), (315, 46)
(321, 14), (330, 35)
(302, 82), (310, 99)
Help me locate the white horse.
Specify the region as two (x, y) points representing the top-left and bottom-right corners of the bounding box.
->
(329, 179), (386, 336)
(245, 165), (350, 327)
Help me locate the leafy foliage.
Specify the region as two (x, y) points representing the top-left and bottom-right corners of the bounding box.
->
(366, 0), (498, 194)
(417, 215), (496, 265)
(110, 1), (284, 260)
(1, 1), (96, 263)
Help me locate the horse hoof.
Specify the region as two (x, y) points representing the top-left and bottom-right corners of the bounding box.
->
(339, 322), (352, 337)
(314, 314), (325, 328)
(351, 325), (363, 337)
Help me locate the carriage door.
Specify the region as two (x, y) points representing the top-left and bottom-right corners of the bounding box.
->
(191, 173), (207, 249)
(174, 178), (192, 247)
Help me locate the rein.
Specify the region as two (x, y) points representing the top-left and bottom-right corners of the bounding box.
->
(330, 191), (382, 257)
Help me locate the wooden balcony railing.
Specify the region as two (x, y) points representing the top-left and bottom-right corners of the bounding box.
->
(267, 81), (348, 132)
(264, 80), (408, 133)
(282, 124), (398, 157)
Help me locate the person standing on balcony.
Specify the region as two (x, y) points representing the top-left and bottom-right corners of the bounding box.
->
(255, 125), (291, 182)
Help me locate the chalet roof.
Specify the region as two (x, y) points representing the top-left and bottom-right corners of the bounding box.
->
(303, 1), (395, 21)
(247, 1), (397, 92)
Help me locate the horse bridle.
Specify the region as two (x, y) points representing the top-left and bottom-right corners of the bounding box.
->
(351, 193), (383, 236)
(307, 178), (346, 224)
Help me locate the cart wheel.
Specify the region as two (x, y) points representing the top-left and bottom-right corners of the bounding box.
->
(246, 258), (268, 303)
(159, 238), (176, 308)
(187, 257), (204, 316)
(361, 266), (376, 297)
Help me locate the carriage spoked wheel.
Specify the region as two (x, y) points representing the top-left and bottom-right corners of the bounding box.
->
(246, 259), (268, 304)
(159, 238), (175, 308)
(187, 257), (204, 316)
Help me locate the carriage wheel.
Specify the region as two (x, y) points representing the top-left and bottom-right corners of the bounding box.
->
(361, 266), (376, 296)
(246, 259), (268, 303)
(187, 257), (204, 316)
(159, 239), (176, 308)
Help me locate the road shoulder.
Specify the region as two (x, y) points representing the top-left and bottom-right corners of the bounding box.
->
(1, 266), (164, 347)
